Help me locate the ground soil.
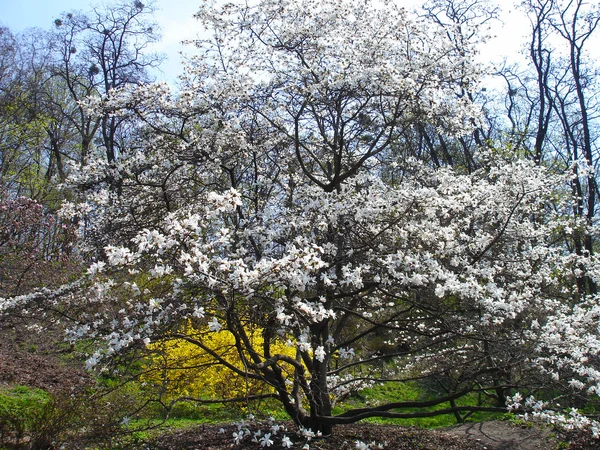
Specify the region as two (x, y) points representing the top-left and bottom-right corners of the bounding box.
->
(0, 330), (89, 393)
(0, 330), (89, 394)
(447, 421), (556, 449)
(147, 420), (598, 450)
(148, 422), (489, 450)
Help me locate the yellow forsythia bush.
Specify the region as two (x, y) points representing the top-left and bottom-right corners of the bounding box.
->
(142, 323), (295, 400)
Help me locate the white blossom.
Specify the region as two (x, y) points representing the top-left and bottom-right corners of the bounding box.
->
(281, 435), (293, 448)
(208, 317), (222, 332)
(259, 433), (273, 447)
(314, 346), (326, 362)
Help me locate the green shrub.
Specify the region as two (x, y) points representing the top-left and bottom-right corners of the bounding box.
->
(0, 385), (52, 447)
(0, 384), (138, 449)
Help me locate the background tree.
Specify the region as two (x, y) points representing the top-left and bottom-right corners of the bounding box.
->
(0, 0), (163, 300)
(495, 0), (599, 295)
(51, 0), (162, 166)
(0, 27), (54, 198)
(0, 0), (162, 201)
(417, 0), (500, 171)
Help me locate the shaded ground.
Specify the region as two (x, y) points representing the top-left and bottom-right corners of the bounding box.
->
(0, 333), (88, 394)
(147, 420), (585, 450)
(447, 421), (555, 450)
(148, 422), (488, 449)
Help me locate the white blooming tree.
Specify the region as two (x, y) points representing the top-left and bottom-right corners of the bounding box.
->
(5, 0), (600, 438)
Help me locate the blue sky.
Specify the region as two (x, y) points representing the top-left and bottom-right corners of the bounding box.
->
(0, 0), (83, 31)
(0, 0), (203, 83)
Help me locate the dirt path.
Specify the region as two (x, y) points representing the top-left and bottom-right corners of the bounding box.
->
(447, 421), (556, 450)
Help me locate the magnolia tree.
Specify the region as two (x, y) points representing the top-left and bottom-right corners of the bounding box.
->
(4, 0), (600, 439)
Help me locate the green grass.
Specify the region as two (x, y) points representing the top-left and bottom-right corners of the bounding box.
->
(335, 381), (505, 428)
(0, 385), (53, 444)
(167, 400), (247, 422)
(134, 380), (505, 431)
(117, 414), (247, 449)
(123, 397), (275, 432)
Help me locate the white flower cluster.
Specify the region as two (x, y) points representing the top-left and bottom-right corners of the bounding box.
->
(230, 416), (294, 448)
(508, 393), (600, 438)
(355, 440), (385, 450)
